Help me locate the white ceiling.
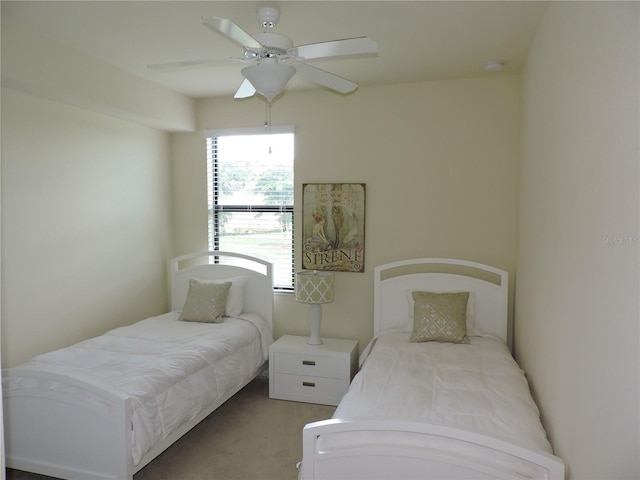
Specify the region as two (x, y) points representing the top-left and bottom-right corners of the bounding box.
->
(2, 1), (547, 99)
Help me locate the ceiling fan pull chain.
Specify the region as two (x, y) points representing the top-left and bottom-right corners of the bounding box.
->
(264, 99), (272, 130)
(265, 100), (273, 154)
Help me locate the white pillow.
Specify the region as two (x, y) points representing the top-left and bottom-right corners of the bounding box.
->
(406, 290), (480, 336)
(192, 276), (248, 317)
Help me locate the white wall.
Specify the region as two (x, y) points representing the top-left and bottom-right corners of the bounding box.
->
(1, 88), (174, 367)
(516, 2), (639, 478)
(1, 20), (195, 133)
(171, 75), (521, 352)
(1, 8), (192, 367)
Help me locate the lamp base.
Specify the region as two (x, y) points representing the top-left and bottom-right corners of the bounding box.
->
(307, 303), (323, 346)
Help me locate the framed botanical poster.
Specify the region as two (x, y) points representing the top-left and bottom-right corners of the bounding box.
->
(302, 183), (365, 272)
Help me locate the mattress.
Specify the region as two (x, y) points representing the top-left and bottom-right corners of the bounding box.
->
(3, 311), (272, 465)
(329, 331), (552, 455)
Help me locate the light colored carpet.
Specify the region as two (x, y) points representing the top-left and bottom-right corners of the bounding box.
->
(6, 374), (335, 480)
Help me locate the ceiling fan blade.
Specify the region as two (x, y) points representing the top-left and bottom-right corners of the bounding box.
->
(293, 62), (358, 94)
(234, 79), (256, 99)
(147, 57), (244, 71)
(295, 36), (378, 61)
(202, 16), (262, 49)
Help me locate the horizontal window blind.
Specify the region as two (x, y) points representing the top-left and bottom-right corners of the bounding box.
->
(206, 127), (295, 290)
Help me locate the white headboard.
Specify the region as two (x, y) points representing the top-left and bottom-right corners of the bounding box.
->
(170, 251), (274, 331)
(374, 258), (508, 343)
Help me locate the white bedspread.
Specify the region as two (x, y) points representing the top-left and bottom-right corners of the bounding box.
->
(4, 311), (272, 465)
(333, 331), (552, 454)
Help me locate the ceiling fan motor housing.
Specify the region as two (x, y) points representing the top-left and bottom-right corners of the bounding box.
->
(246, 32), (295, 59)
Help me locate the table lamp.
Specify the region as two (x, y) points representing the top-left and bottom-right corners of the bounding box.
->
(295, 271), (335, 345)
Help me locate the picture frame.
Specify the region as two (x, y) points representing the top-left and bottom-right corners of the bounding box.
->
(302, 183), (365, 272)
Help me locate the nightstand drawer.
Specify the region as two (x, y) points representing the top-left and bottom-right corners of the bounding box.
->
(274, 373), (348, 404)
(274, 352), (348, 379)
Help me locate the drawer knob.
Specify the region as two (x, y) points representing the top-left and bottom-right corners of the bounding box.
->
(302, 381), (316, 388)
(302, 360), (316, 366)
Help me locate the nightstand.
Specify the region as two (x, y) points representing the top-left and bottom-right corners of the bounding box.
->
(269, 335), (358, 406)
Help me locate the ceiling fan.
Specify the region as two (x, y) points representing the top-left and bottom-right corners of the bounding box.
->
(148, 7), (378, 101)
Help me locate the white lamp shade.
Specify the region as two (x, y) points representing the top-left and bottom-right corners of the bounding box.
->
(295, 271), (335, 304)
(241, 62), (295, 101)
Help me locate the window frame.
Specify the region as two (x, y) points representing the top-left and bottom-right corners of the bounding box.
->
(204, 126), (295, 292)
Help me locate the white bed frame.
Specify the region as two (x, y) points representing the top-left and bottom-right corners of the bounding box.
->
(3, 251), (273, 480)
(301, 258), (565, 480)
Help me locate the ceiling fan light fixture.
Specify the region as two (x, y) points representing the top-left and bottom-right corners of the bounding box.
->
(241, 62), (295, 101)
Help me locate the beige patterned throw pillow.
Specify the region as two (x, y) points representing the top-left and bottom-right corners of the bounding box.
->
(179, 279), (232, 323)
(410, 291), (470, 344)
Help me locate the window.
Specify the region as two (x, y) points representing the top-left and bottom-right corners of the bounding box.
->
(206, 126), (295, 291)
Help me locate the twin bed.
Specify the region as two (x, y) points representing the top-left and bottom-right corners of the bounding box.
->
(3, 254), (564, 480)
(300, 258), (565, 479)
(3, 251), (274, 480)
